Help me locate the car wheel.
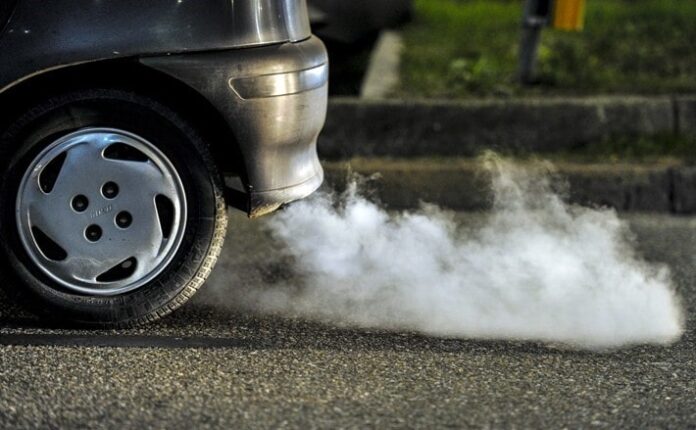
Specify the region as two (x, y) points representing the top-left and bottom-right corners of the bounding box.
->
(0, 89), (227, 327)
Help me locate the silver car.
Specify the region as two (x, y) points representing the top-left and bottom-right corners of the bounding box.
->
(0, 0), (328, 326)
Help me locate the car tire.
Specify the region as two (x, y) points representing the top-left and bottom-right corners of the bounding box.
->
(0, 88), (227, 327)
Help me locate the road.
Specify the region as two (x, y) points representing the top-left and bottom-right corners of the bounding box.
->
(1, 212), (695, 429)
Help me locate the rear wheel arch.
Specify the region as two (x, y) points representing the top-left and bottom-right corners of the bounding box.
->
(0, 59), (248, 187)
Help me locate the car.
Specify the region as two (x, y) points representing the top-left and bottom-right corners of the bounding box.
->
(0, 0), (328, 327)
(308, 0), (413, 43)
(306, 0), (412, 95)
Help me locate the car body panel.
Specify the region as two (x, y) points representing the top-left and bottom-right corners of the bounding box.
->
(142, 37), (328, 217)
(0, 0), (17, 33)
(0, 0), (311, 92)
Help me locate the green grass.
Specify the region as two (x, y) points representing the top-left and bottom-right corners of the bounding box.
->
(398, 0), (696, 98)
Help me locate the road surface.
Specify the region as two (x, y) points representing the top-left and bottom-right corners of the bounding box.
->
(1, 212), (695, 428)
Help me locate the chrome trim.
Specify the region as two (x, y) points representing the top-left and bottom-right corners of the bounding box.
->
(229, 63), (328, 100)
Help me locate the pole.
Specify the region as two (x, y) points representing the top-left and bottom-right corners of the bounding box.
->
(518, 0), (552, 84)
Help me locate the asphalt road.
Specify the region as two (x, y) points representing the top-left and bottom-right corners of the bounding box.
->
(1, 211), (695, 429)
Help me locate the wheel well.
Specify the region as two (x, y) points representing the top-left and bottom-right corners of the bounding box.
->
(0, 59), (246, 181)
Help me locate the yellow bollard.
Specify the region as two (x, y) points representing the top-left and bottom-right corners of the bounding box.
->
(552, 0), (587, 31)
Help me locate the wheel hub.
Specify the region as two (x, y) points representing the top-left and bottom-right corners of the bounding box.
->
(16, 128), (187, 296)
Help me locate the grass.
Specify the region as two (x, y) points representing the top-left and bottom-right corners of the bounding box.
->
(398, 0), (696, 98)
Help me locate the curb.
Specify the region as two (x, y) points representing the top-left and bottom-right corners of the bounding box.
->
(360, 31), (403, 100)
(318, 96), (696, 159)
(322, 159), (696, 213)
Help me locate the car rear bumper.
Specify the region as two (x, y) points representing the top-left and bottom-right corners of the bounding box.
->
(141, 36), (328, 217)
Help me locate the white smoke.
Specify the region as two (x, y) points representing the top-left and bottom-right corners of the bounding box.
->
(218, 155), (684, 350)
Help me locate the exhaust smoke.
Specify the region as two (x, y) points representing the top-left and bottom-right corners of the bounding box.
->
(219, 155), (684, 350)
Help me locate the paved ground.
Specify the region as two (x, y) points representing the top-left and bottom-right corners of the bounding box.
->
(1, 211), (695, 429)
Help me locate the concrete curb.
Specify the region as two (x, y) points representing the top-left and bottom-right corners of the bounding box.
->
(360, 31), (403, 100)
(322, 159), (696, 213)
(318, 96), (696, 159)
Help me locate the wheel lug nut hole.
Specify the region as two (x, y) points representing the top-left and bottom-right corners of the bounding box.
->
(72, 195), (89, 212)
(85, 225), (102, 242)
(116, 211), (132, 229)
(102, 181), (119, 199)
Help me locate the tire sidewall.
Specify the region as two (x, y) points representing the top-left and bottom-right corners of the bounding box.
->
(0, 89), (223, 325)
